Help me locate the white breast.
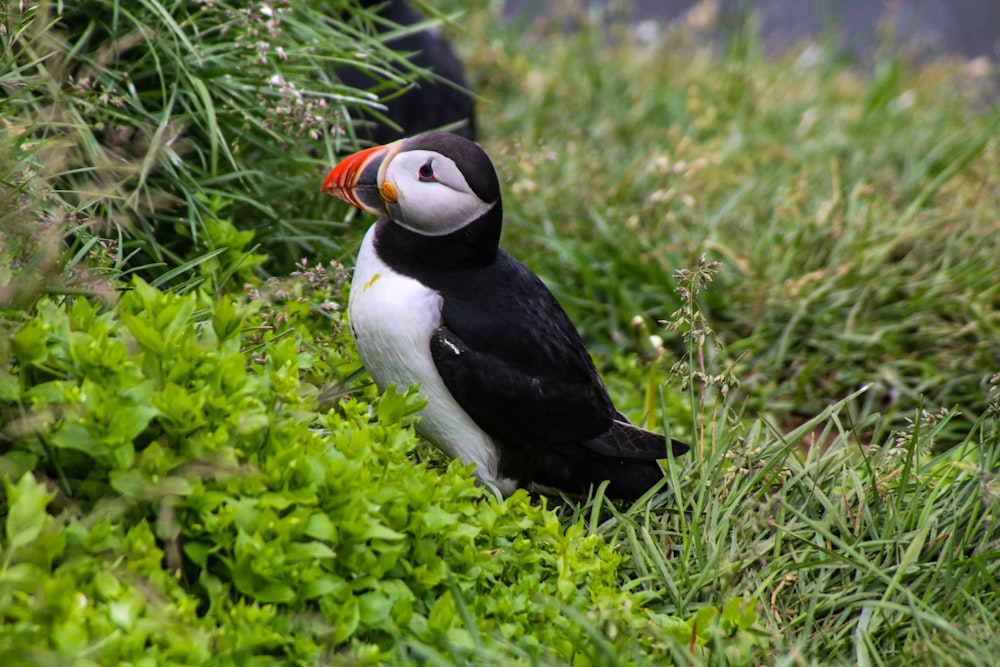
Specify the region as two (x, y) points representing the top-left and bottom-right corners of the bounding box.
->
(347, 224), (516, 494)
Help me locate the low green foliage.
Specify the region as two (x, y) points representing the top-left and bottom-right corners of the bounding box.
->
(3, 272), (996, 664)
(0, 278), (766, 664)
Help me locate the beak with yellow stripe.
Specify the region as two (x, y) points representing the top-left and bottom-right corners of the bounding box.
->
(322, 140), (402, 217)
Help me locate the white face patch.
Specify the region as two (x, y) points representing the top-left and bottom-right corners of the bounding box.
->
(380, 149), (493, 236)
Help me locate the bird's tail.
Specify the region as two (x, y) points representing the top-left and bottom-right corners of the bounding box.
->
(528, 450), (671, 501)
(584, 416), (689, 460)
(525, 418), (689, 501)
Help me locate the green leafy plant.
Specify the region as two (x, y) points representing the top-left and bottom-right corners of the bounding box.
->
(3, 277), (755, 665)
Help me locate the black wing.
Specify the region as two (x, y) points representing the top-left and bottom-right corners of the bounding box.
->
(428, 251), (662, 455)
(430, 322), (611, 445)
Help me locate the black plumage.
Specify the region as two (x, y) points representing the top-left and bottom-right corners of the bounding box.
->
(336, 0), (476, 143)
(378, 206), (687, 499)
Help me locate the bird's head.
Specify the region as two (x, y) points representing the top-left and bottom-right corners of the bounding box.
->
(323, 131), (501, 236)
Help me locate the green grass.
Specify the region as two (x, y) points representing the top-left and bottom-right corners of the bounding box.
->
(456, 9), (1000, 658)
(461, 5), (1000, 440)
(605, 414), (1000, 664)
(0, 0), (453, 296)
(2, 1), (1000, 665)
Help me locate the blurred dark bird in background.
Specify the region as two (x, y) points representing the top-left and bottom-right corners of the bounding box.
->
(336, 0), (476, 144)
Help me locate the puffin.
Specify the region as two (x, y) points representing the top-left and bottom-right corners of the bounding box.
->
(322, 131), (688, 500)
(335, 0), (476, 144)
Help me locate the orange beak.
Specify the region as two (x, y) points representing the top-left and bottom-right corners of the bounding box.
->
(322, 141), (401, 216)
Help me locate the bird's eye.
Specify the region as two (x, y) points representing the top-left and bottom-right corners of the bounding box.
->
(418, 160), (436, 182)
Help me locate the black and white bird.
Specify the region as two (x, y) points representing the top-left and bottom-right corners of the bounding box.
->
(322, 131), (688, 500)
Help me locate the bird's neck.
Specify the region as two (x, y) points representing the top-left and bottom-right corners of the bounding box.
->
(374, 202), (503, 276)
